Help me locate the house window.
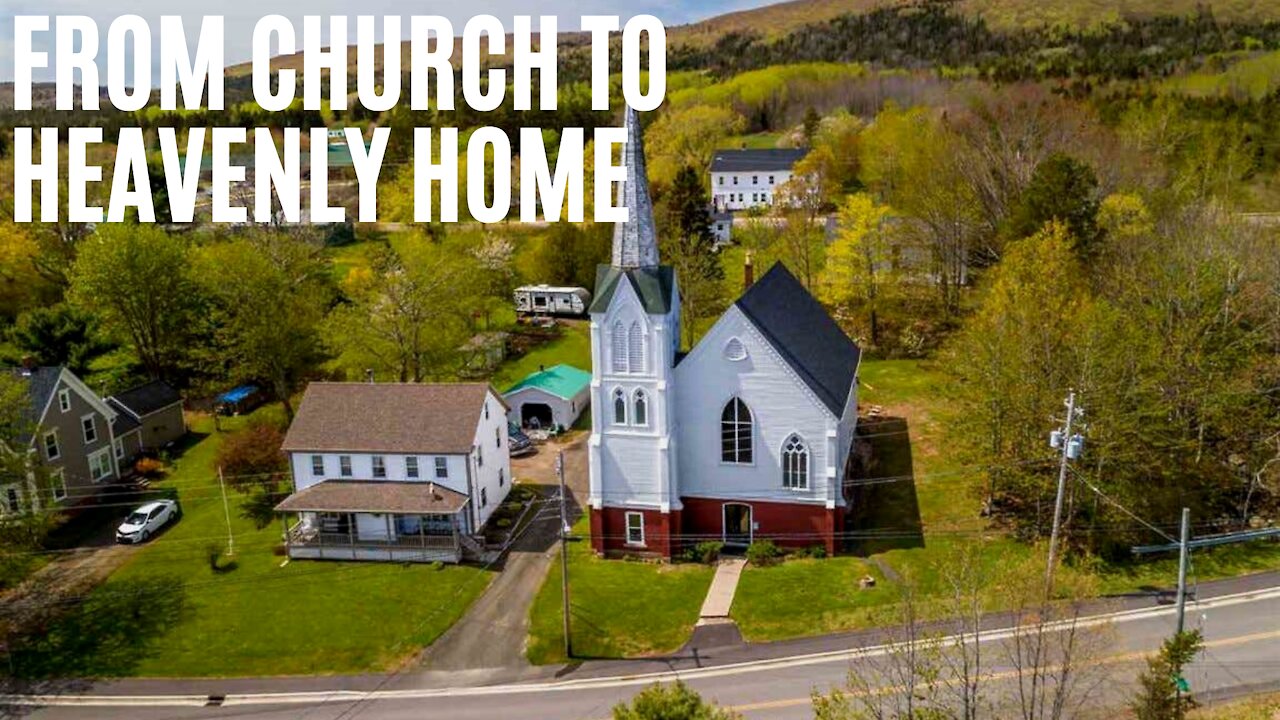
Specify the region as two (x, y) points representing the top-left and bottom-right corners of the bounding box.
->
(311, 455), (324, 476)
(768, 175), (775, 184)
(114, 438), (125, 460)
(58, 388), (71, 412)
(372, 456), (386, 478)
(88, 448), (113, 482)
(81, 415), (97, 444)
(44, 431), (60, 461)
(406, 456), (419, 478)
(611, 321), (628, 373)
(51, 469), (67, 501)
(613, 388), (627, 425)
(721, 398), (754, 464)
(633, 390), (648, 427)
(484, 402), (490, 420)
(481, 487), (488, 507)
(752, 175), (758, 184)
(499, 468), (505, 487)
(477, 445), (483, 467)
(3, 486), (20, 514)
(434, 457), (448, 479)
(724, 337), (748, 361)
(717, 176), (724, 186)
(339, 456), (352, 477)
(625, 512), (644, 545)
(782, 434), (809, 489)
(732, 176), (738, 185)
(495, 426), (501, 448)
(627, 321), (644, 373)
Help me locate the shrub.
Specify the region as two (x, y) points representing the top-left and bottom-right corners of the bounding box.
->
(612, 680), (739, 720)
(216, 422), (288, 490)
(134, 457), (166, 478)
(430, 561), (444, 571)
(495, 518), (512, 529)
(691, 541), (724, 564)
(790, 544), (827, 560)
(745, 540), (782, 566)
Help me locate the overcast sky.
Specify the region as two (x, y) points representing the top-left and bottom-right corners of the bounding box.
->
(2, 1), (766, 82)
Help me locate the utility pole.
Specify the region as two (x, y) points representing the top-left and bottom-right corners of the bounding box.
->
(1045, 391), (1084, 596)
(218, 466), (235, 556)
(557, 450), (572, 659)
(1175, 507), (1191, 635)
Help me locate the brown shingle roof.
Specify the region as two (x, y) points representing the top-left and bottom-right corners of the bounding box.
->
(274, 480), (469, 514)
(281, 383), (497, 454)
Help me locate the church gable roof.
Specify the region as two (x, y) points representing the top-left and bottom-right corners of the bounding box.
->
(734, 263), (861, 416)
(589, 264), (676, 315)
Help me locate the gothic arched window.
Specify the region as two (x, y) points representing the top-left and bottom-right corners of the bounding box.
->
(721, 398), (753, 464)
(628, 321), (645, 373)
(782, 434), (809, 489)
(611, 321), (628, 373)
(613, 388), (627, 425)
(633, 390), (648, 426)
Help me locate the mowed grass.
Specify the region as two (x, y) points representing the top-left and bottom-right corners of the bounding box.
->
(491, 320), (592, 390)
(526, 517), (714, 664)
(18, 412), (494, 678)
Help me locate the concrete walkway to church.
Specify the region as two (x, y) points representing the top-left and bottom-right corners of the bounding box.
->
(699, 558), (747, 619)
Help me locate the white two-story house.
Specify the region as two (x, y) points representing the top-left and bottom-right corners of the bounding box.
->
(277, 382), (512, 563)
(710, 148), (809, 213)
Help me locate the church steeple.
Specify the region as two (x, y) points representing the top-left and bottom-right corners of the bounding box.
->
(611, 106), (660, 269)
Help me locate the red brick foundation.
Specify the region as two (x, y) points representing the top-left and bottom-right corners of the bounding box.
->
(589, 505), (681, 558)
(591, 497), (842, 558)
(680, 496), (842, 556)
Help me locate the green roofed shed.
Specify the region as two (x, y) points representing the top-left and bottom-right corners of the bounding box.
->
(503, 364), (592, 430)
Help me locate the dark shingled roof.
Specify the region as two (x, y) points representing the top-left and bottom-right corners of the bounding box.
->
(589, 265), (677, 315)
(710, 148), (808, 173)
(7, 366), (62, 445)
(281, 383), (496, 454)
(274, 480), (469, 514)
(107, 399), (142, 436)
(110, 380), (182, 418)
(735, 263), (861, 416)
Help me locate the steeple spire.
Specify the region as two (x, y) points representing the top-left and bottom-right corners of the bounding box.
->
(611, 106), (660, 269)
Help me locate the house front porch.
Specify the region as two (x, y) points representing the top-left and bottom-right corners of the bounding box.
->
(275, 480), (473, 564)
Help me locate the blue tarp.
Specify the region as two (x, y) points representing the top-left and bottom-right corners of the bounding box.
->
(216, 385), (259, 404)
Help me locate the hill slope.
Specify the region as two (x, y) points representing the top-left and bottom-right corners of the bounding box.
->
(671, 0), (1279, 45)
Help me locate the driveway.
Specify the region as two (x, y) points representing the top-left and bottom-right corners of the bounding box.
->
(415, 432), (588, 678)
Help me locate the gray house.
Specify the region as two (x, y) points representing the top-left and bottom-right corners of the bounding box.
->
(7, 365), (121, 513)
(4, 366), (187, 515)
(106, 380), (186, 455)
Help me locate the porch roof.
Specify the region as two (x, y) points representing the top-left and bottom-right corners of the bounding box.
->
(275, 480), (469, 515)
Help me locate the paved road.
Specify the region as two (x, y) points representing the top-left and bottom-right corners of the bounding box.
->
(11, 584), (1280, 720)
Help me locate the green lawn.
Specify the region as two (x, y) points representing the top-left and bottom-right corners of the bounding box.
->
(526, 517), (714, 664)
(491, 320), (592, 390)
(12, 412), (494, 678)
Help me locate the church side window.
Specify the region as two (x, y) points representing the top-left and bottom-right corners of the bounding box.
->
(782, 434), (809, 489)
(633, 390), (648, 426)
(628, 321), (645, 373)
(721, 398), (753, 464)
(613, 388), (627, 425)
(611, 321), (628, 373)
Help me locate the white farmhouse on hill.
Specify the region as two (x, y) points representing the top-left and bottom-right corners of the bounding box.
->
(710, 148), (808, 213)
(276, 382), (512, 563)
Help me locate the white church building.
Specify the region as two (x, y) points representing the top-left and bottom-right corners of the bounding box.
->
(588, 109), (863, 558)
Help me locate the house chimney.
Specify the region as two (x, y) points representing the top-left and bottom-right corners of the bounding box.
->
(743, 251), (755, 291)
(365, 368), (375, 384)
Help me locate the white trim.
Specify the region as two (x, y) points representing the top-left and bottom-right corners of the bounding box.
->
(80, 413), (99, 444)
(624, 511), (645, 546)
(50, 468), (67, 502)
(781, 432), (811, 491)
(43, 429), (60, 461)
(87, 447), (113, 483)
(57, 388), (71, 413)
(113, 437), (125, 460)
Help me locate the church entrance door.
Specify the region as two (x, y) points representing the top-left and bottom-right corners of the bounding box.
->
(722, 503), (753, 547)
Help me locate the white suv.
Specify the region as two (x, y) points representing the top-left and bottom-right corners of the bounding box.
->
(116, 499), (180, 544)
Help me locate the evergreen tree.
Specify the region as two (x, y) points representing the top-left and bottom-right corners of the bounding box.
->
(1132, 630), (1203, 720)
(660, 165), (726, 348)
